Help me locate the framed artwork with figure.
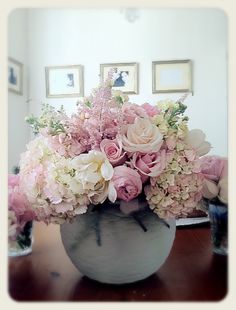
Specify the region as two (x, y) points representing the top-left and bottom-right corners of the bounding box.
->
(100, 62), (139, 94)
(45, 65), (84, 98)
(152, 59), (193, 94)
(8, 58), (23, 95)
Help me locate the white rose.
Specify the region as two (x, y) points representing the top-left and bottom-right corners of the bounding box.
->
(122, 118), (163, 153)
(71, 150), (115, 204)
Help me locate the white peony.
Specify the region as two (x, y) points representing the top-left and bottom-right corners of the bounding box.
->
(71, 150), (115, 204)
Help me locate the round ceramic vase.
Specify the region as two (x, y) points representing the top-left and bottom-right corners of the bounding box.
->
(60, 206), (176, 284)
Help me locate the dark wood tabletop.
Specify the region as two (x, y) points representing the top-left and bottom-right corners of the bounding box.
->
(9, 221), (227, 302)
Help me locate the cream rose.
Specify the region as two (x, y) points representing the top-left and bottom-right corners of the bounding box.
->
(122, 118), (163, 153)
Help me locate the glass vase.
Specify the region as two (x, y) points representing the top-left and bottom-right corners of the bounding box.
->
(8, 221), (33, 257)
(208, 202), (228, 255)
(60, 202), (176, 284)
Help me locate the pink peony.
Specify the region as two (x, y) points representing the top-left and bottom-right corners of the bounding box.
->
(100, 138), (127, 166)
(112, 166), (142, 202)
(131, 150), (167, 183)
(8, 174), (20, 188)
(122, 103), (148, 124)
(8, 174), (35, 239)
(200, 156), (228, 181)
(200, 156), (228, 203)
(141, 103), (160, 117)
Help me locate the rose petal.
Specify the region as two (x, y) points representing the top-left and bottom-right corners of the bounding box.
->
(202, 179), (219, 199)
(101, 161), (114, 180)
(186, 129), (206, 149)
(108, 182), (117, 203)
(196, 141), (211, 156)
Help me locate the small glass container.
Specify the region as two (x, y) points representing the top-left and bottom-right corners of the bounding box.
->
(8, 221), (33, 257)
(208, 202), (228, 255)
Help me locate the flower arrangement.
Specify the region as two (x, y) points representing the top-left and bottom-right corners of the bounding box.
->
(8, 174), (35, 249)
(200, 155), (228, 205)
(13, 72), (212, 226)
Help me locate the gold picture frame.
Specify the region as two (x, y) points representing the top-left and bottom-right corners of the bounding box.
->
(100, 62), (139, 94)
(45, 65), (84, 98)
(8, 58), (23, 95)
(152, 59), (193, 94)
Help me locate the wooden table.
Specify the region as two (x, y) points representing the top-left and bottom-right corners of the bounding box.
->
(9, 222), (227, 301)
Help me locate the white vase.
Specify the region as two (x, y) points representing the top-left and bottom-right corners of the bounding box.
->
(60, 206), (176, 284)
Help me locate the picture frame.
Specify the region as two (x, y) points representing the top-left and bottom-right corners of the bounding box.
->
(8, 58), (23, 95)
(45, 65), (84, 98)
(100, 62), (139, 94)
(152, 60), (193, 94)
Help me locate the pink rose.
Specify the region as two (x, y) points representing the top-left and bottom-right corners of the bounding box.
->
(122, 103), (148, 124)
(141, 103), (160, 117)
(112, 166), (142, 202)
(131, 150), (167, 183)
(200, 156), (228, 181)
(100, 138), (126, 166)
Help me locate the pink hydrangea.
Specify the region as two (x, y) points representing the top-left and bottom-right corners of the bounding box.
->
(8, 174), (35, 240)
(145, 173), (204, 219)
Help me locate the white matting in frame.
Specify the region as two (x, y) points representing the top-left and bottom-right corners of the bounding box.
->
(152, 60), (193, 94)
(45, 65), (84, 98)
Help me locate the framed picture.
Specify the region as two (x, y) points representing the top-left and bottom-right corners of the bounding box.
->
(45, 65), (84, 98)
(8, 58), (23, 95)
(152, 60), (192, 94)
(100, 62), (139, 94)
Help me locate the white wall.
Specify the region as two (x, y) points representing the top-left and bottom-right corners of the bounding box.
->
(8, 9), (30, 172)
(23, 9), (228, 156)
